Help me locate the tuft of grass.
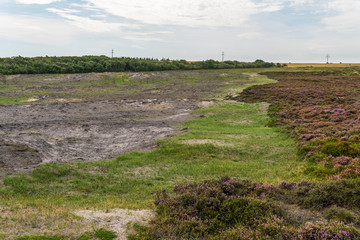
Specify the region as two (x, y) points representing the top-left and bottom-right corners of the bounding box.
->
(94, 229), (117, 240)
(0, 97), (29, 105)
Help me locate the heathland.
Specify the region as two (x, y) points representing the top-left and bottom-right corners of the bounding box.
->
(0, 61), (360, 239)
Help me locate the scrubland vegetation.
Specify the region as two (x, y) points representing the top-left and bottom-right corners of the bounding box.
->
(237, 71), (360, 179)
(130, 69), (360, 239)
(0, 56), (278, 75)
(1, 64), (360, 239)
(130, 177), (360, 239)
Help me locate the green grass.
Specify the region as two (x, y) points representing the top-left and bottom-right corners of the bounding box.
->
(15, 228), (117, 240)
(0, 101), (307, 209)
(0, 97), (29, 104)
(0, 70), (309, 238)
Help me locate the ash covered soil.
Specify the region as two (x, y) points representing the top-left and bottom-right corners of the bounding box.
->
(0, 71), (247, 174)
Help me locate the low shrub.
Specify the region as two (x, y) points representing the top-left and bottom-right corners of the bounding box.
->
(298, 221), (359, 240)
(130, 177), (360, 239)
(233, 71), (360, 178)
(325, 206), (358, 224)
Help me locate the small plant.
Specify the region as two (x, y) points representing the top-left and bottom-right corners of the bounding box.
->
(94, 228), (117, 240)
(325, 206), (357, 224)
(77, 229), (117, 240)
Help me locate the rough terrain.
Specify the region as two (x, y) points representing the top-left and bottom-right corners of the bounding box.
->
(0, 71), (245, 174)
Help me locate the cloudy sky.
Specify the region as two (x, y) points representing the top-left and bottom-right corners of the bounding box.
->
(0, 0), (359, 62)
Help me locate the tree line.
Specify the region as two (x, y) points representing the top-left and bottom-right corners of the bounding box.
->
(0, 56), (283, 75)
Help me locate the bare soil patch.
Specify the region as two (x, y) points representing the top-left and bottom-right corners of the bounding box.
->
(75, 209), (154, 240)
(180, 139), (232, 147)
(0, 71), (244, 174)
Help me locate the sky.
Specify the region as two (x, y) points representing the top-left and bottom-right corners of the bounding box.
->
(0, 0), (359, 62)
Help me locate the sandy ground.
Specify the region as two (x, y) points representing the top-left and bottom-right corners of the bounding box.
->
(75, 209), (154, 240)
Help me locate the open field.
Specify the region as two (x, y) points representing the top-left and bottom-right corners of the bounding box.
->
(0, 69), (308, 239)
(0, 70), (257, 174)
(286, 63), (360, 68)
(1, 67), (360, 239)
(132, 69), (360, 240)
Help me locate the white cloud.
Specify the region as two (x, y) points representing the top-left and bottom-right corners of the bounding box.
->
(47, 8), (139, 33)
(90, 14), (107, 19)
(3, 0), (360, 62)
(237, 32), (263, 39)
(288, 0), (314, 6)
(0, 13), (76, 45)
(83, 0), (284, 27)
(15, 0), (61, 4)
(69, 2), (100, 11)
(120, 31), (172, 42)
(322, 0), (360, 32)
(122, 35), (163, 42)
(46, 7), (172, 42)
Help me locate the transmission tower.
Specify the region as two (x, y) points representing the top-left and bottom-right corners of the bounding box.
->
(222, 51), (224, 62)
(326, 54), (330, 64)
(112, 49), (114, 58)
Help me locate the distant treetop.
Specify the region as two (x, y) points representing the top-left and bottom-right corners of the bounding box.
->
(0, 56), (280, 75)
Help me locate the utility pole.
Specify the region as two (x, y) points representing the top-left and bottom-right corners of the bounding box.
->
(111, 49), (114, 58)
(222, 51), (224, 62)
(326, 54), (330, 64)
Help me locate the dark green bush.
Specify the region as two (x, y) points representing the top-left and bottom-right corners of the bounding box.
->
(0, 56), (275, 75)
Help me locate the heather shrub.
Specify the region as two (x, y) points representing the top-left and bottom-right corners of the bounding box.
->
(321, 139), (360, 158)
(298, 221), (359, 240)
(335, 158), (360, 178)
(233, 71), (360, 178)
(325, 206), (358, 224)
(130, 177), (360, 239)
(148, 177), (282, 238)
(277, 179), (360, 210)
(218, 197), (276, 226)
(211, 216), (298, 239)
